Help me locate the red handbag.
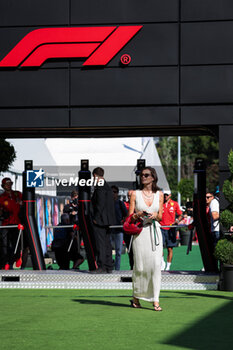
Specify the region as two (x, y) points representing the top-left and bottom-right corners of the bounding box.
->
(123, 214), (143, 235)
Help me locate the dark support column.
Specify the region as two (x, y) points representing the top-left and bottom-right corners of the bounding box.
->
(22, 160), (46, 270)
(193, 158), (218, 272)
(219, 125), (233, 209)
(78, 159), (97, 271)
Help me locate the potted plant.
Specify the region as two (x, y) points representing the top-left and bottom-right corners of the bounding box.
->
(214, 237), (233, 291)
(214, 149), (233, 291)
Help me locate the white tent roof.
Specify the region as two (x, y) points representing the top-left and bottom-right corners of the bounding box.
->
(45, 137), (142, 166)
(7, 138), (56, 173)
(6, 137), (169, 191)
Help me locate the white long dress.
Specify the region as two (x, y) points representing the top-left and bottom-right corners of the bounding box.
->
(132, 190), (163, 302)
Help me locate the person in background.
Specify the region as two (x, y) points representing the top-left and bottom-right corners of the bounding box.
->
(206, 190), (220, 247)
(179, 211), (192, 226)
(160, 190), (183, 271)
(52, 213), (84, 270)
(0, 178), (22, 269)
(63, 190), (79, 224)
(111, 185), (128, 271)
(91, 167), (116, 274)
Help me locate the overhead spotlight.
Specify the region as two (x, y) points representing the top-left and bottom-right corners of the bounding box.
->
(81, 159), (89, 171)
(24, 160), (33, 171)
(194, 158), (205, 171)
(137, 159), (145, 171)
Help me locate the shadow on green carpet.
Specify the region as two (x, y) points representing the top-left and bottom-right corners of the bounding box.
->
(0, 290), (232, 350)
(163, 291), (233, 350)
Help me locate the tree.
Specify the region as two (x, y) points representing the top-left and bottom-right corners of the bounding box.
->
(156, 137), (178, 199)
(157, 135), (219, 198)
(181, 136), (219, 190)
(177, 178), (194, 204)
(0, 139), (16, 173)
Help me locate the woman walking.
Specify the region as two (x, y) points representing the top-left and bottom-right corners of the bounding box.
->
(128, 167), (163, 311)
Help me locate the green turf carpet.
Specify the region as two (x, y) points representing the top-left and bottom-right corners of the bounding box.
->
(0, 289), (232, 350)
(75, 245), (203, 271)
(23, 244), (203, 271)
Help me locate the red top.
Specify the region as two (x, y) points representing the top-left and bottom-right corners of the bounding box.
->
(160, 199), (182, 230)
(0, 190), (22, 225)
(124, 201), (130, 211)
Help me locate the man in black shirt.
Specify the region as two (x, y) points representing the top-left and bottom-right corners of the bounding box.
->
(91, 167), (115, 273)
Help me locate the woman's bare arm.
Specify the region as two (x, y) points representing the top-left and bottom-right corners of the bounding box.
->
(128, 191), (136, 216)
(156, 191), (163, 221)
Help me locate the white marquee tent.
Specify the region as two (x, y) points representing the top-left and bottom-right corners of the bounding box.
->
(2, 137), (170, 193)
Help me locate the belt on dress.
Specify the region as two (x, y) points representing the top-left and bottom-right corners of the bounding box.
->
(149, 220), (160, 251)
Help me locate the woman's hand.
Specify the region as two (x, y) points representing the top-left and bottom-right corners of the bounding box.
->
(148, 212), (158, 220)
(132, 211), (146, 220)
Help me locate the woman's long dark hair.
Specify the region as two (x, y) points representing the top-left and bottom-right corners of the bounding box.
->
(139, 167), (160, 193)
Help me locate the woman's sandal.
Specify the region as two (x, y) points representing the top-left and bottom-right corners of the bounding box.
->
(154, 304), (163, 311)
(130, 299), (141, 308)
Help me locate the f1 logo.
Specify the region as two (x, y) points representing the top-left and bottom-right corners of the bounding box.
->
(0, 26), (142, 67)
(26, 169), (44, 188)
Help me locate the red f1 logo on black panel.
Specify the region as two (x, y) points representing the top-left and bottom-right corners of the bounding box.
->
(0, 26), (142, 67)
